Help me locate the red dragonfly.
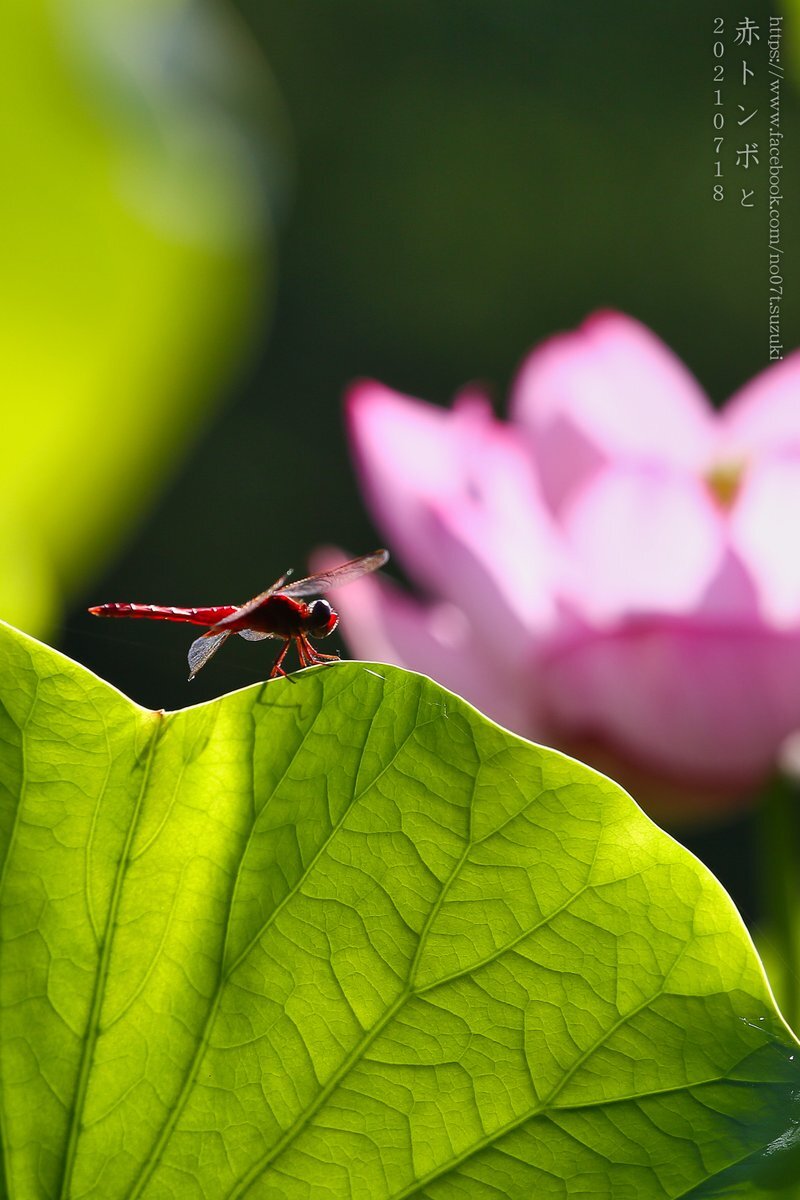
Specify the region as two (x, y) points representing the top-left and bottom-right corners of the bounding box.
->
(88, 549), (389, 680)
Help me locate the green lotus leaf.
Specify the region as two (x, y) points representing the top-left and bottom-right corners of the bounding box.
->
(1, 622), (798, 1198)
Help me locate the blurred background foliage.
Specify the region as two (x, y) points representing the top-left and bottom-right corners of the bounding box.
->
(2, 1), (799, 912)
(0, 0), (284, 635)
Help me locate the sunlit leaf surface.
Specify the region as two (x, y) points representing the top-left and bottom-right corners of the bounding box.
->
(0, 623), (798, 1198)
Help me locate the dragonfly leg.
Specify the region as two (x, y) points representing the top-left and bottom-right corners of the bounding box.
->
(268, 638), (292, 679)
(300, 635), (340, 666)
(294, 636), (310, 669)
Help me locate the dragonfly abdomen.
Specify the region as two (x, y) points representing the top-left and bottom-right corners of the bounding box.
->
(87, 603), (237, 627)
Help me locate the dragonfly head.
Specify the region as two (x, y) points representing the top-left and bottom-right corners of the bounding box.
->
(307, 598), (339, 639)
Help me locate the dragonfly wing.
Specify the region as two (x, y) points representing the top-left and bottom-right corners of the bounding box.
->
(280, 549), (389, 599)
(270, 569), (294, 592)
(238, 629), (272, 641)
(212, 550), (388, 628)
(188, 631), (231, 679)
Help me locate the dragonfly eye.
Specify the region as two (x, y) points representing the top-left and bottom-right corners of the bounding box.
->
(308, 598), (338, 638)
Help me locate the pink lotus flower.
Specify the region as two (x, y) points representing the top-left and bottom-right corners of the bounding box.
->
(330, 312), (800, 818)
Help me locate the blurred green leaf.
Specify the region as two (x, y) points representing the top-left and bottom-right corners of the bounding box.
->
(1, 624), (798, 1197)
(0, 0), (283, 634)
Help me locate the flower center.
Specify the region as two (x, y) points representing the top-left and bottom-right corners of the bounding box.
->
(705, 459), (745, 508)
